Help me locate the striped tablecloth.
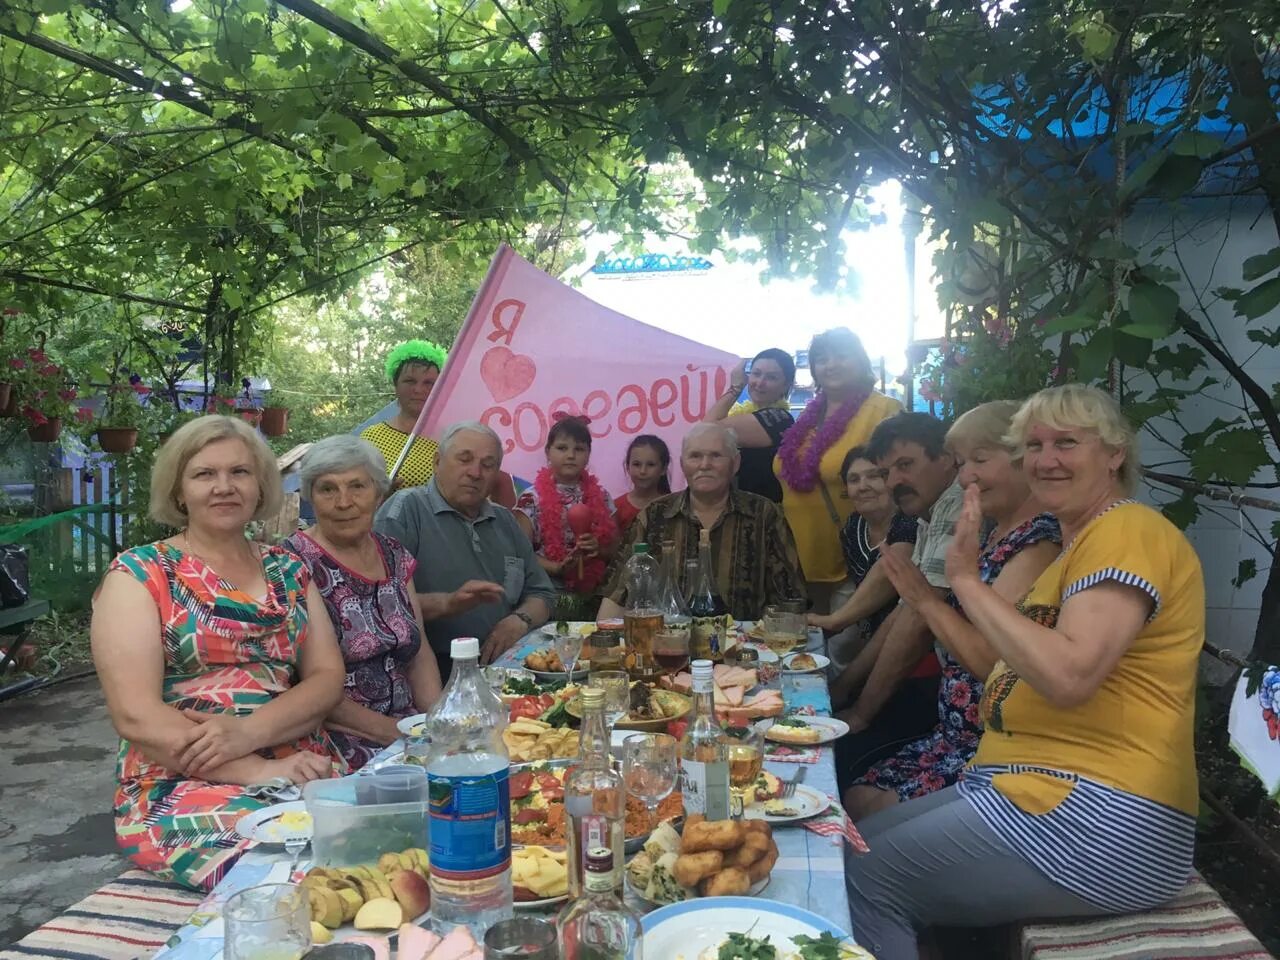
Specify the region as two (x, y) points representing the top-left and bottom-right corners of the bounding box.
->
(153, 625), (855, 960)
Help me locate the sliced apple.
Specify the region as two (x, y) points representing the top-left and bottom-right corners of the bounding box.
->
(309, 921), (333, 944)
(353, 897), (403, 931)
(387, 868), (431, 919)
(335, 887), (363, 923)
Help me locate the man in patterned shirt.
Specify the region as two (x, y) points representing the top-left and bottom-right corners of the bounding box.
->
(597, 423), (806, 621)
(830, 413), (959, 793)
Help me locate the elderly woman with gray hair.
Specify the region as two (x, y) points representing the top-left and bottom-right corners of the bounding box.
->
(282, 435), (441, 769)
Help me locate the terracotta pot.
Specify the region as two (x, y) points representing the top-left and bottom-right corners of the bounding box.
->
(0, 385), (17, 418)
(26, 417), (62, 442)
(236, 407), (262, 427)
(260, 406), (289, 437)
(98, 426), (139, 454)
(1, 643), (37, 671)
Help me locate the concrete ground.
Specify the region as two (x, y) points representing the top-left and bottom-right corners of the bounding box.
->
(0, 673), (126, 945)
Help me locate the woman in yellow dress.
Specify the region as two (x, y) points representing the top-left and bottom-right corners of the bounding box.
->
(774, 328), (900, 612)
(359, 340), (515, 505)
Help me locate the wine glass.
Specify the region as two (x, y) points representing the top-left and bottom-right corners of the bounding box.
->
(723, 724), (764, 811)
(587, 669), (630, 731)
(623, 733), (678, 825)
(652, 630), (690, 681)
(554, 629), (584, 679)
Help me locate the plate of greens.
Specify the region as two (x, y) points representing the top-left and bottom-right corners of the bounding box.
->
(641, 897), (870, 958)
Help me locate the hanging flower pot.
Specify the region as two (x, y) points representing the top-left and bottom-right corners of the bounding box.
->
(237, 406), (262, 427)
(0, 382), (11, 412)
(260, 405), (289, 437)
(26, 417), (62, 442)
(0, 383), (14, 418)
(98, 426), (139, 454)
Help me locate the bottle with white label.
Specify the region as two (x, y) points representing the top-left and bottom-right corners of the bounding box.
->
(678, 659), (730, 821)
(424, 637), (513, 938)
(565, 685), (625, 896)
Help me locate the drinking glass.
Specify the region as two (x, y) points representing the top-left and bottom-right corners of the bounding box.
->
(554, 629), (584, 678)
(623, 733), (677, 822)
(587, 669), (630, 730)
(652, 629), (690, 680)
(723, 724), (764, 809)
(224, 884), (310, 960)
(483, 916), (558, 959)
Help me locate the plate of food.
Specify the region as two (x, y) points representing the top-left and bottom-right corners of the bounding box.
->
(566, 683), (691, 732)
(395, 713), (427, 737)
(508, 760), (683, 851)
(759, 714), (849, 745)
(298, 853), (432, 944)
(503, 717), (581, 763)
(625, 819), (773, 906)
(523, 647), (590, 681)
(512, 845), (569, 909)
(641, 897), (869, 959)
(744, 784), (830, 824)
(236, 800), (313, 844)
(781, 652), (830, 674)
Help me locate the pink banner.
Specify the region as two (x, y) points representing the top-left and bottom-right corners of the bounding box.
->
(414, 244), (739, 494)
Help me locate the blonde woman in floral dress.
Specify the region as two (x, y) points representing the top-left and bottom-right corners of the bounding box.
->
(92, 416), (346, 891)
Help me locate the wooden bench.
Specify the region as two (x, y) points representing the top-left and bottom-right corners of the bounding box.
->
(1018, 872), (1273, 959)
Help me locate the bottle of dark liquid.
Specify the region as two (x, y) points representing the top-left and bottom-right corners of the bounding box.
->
(687, 529), (728, 662)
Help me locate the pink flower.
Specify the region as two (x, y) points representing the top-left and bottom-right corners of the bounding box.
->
(964, 703), (982, 726)
(27, 348), (46, 363)
(26, 409), (47, 426)
(75, 407), (93, 423)
(8, 358), (24, 370)
(948, 679), (972, 707)
(57, 389), (75, 402)
(38, 363), (60, 377)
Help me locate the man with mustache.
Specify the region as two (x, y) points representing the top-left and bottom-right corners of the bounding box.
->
(598, 422), (806, 621)
(828, 413), (962, 796)
(375, 420), (555, 675)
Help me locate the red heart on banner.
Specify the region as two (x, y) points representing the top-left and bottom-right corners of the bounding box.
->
(480, 346), (537, 403)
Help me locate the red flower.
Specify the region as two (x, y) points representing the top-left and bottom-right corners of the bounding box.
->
(57, 389), (75, 402)
(8, 358), (24, 370)
(964, 703), (982, 727)
(948, 679), (973, 707)
(75, 407), (94, 423)
(38, 363), (60, 377)
(26, 348), (46, 363)
(25, 409), (47, 426)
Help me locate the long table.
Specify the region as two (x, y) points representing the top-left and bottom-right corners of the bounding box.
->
(153, 626), (852, 960)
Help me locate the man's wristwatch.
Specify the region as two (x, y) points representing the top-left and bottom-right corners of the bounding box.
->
(510, 610), (535, 631)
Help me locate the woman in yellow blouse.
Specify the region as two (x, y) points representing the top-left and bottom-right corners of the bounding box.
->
(359, 340), (515, 506)
(847, 384), (1204, 960)
(774, 328), (900, 612)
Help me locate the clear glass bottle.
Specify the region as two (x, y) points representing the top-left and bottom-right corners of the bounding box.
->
(678, 659), (730, 821)
(656, 538), (691, 638)
(556, 847), (643, 960)
(687, 529), (729, 662)
(622, 543), (662, 666)
(423, 637), (513, 938)
(564, 686), (625, 897)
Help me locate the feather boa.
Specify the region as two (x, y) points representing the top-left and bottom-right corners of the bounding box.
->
(533, 466), (617, 593)
(777, 390), (870, 492)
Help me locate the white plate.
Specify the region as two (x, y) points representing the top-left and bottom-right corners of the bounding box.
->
(724, 641), (779, 665)
(642, 896), (860, 956)
(514, 893), (569, 911)
(235, 801), (312, 844)
(758, 714), (849, 745)
(743, 784), (830, 823)
(396, 713), (428, 737)
(781, 652), (830, 673)
(528, 666), (590, 683)
(625, 870), (768, 907)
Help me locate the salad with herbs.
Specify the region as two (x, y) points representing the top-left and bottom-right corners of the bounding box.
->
(682, 931), (873, 960)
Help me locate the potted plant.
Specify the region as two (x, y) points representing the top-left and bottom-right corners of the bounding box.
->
(95, 377), (149, 454)
(0, 309), (22, 414)
(260, 401), (289, 437)
(10, 342), (80, 442)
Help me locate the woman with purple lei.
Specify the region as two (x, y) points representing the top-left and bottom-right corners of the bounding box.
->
(774, 328), (901, 615)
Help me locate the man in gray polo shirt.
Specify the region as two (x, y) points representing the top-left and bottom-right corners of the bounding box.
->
(375, 421), (555, 673)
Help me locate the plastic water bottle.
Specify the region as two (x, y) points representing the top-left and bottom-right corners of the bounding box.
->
(424, 637), (513, 937)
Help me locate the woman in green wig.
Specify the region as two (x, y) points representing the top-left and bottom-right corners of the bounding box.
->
(360, 340), (515, 505)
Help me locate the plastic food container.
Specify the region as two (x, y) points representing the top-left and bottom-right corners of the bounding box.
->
(303, 770), (429, 867)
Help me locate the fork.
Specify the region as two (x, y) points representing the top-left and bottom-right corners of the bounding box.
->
(284, 836), (308, 877)
(780, 766), (807, 798)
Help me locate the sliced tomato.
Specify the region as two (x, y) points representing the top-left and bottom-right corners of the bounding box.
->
(509, 696), (545, 721)
(513, 807), (547, 824)
(666, 718), (689, 742)
(534, 772), (564, 800)
(508, 771), (534, 799)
